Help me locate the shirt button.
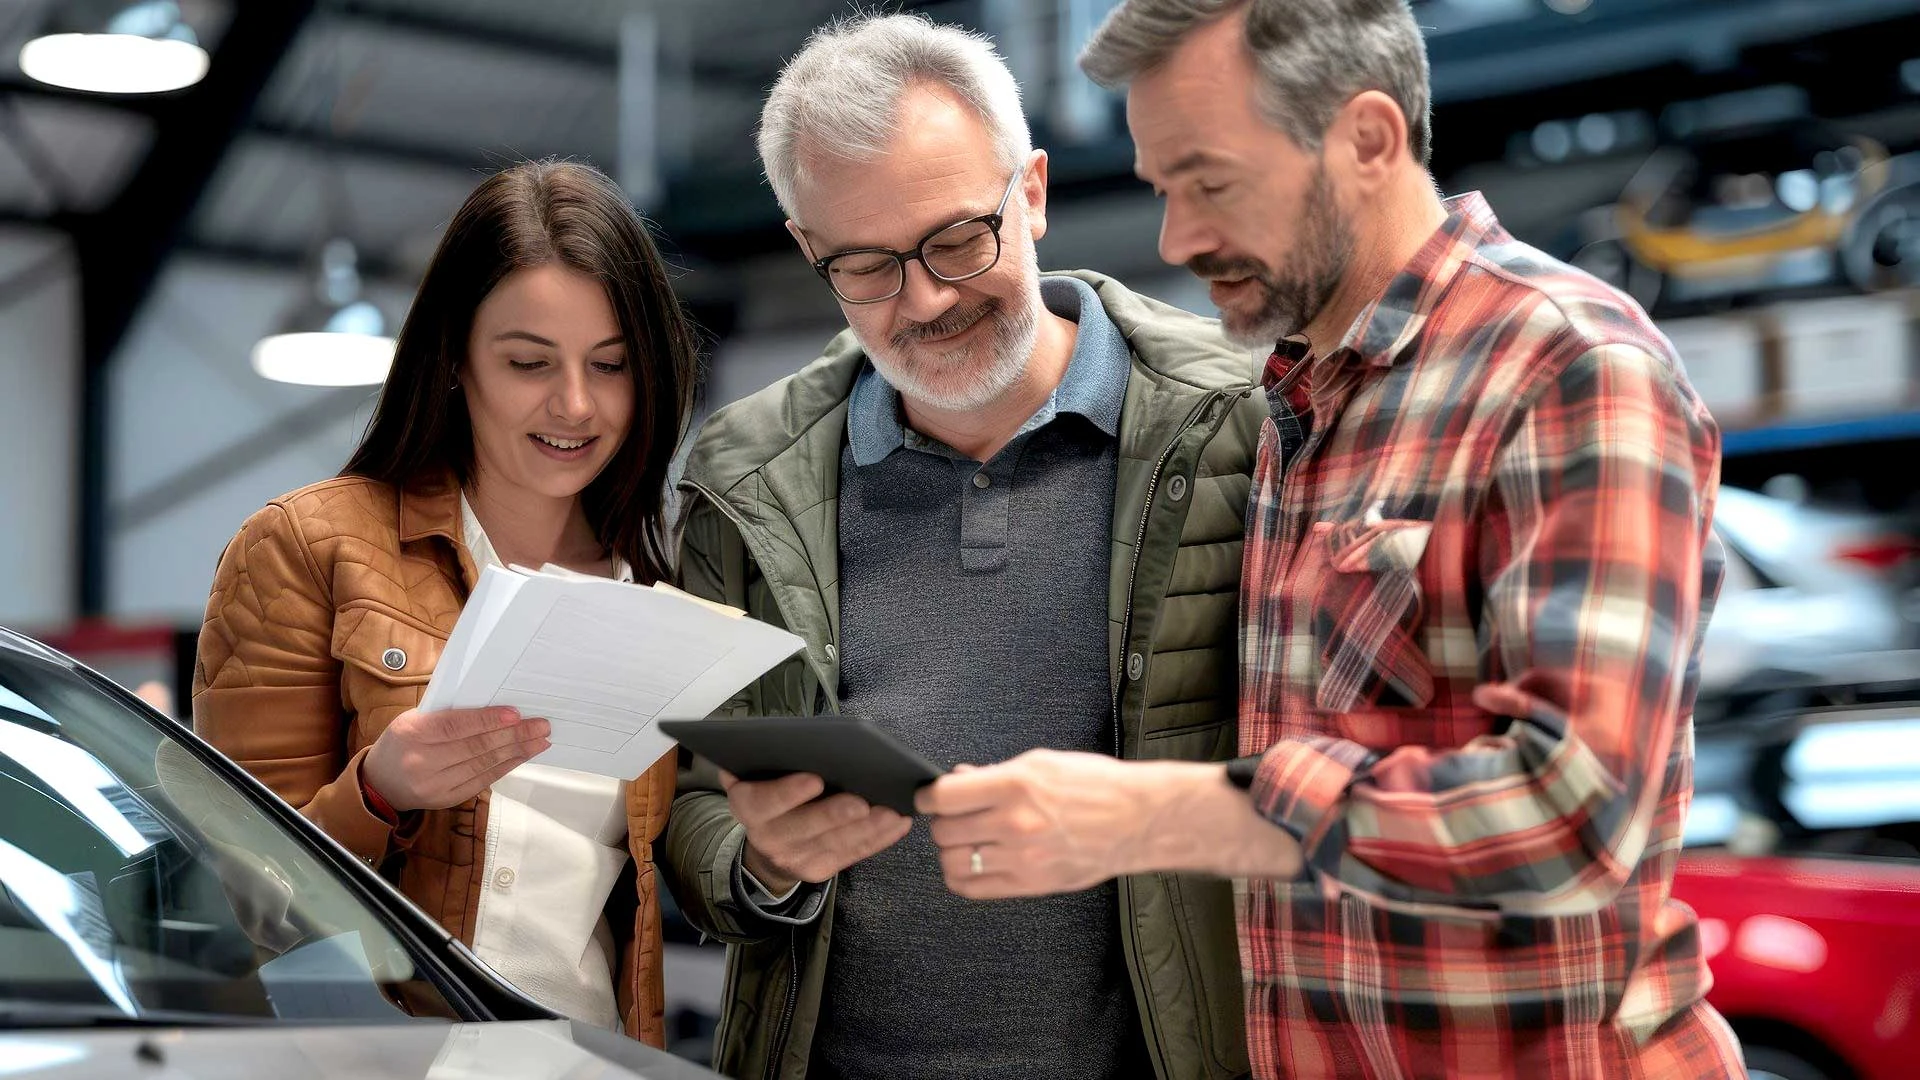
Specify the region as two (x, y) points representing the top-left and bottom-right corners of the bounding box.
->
(494, 867), (516, 890)
(972, 472), (991, 489)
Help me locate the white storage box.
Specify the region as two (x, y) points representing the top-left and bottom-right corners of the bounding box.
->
(1657, 313), (1768, 426)
(1766, 294), (1915, 417)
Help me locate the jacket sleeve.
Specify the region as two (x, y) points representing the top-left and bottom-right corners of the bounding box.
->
(192, 501), (401, 864)
(1249, 343), (1722, 918)
(657, 493), (814, 944)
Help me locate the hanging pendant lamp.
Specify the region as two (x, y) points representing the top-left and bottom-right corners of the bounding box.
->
(19, 0), (210, 95)
(250, 238), (396, 387)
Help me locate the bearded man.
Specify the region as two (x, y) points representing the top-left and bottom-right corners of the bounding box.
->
(660, 12), (1265, 1080)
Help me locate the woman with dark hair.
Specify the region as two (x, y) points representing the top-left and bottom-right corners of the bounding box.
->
(193, 159), (699, 1045)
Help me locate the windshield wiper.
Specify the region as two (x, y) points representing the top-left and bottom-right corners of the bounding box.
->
(0, 999), (273, 1029)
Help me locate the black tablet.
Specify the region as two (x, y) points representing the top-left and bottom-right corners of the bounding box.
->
(657, 716), (947, 815)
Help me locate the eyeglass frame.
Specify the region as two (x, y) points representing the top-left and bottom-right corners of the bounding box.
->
(808, 165), (1026, 304)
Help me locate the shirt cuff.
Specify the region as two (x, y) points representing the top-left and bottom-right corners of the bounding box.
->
(1249, 736), (1377, 862)
(739, 863), (802, 907)
(728, 851), (828, 926)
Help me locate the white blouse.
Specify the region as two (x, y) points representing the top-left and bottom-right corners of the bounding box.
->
(461, 495), (630, 1031)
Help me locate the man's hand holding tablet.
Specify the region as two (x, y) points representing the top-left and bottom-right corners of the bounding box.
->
(658, 717), (946, 895)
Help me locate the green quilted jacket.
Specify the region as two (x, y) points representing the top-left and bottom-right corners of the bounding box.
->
(661, 270), (1265, 1080)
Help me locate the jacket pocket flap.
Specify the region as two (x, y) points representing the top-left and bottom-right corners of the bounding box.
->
(333, 604), (446, 686)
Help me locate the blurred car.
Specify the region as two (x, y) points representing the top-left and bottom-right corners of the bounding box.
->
(1566, 120), (1920, 313)
(1699, 485), (1920, 704)
(0, 625), (720, 1079)
(1676, 699), (1920, 1080)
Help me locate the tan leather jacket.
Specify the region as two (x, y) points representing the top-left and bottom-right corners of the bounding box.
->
(191, 471), (675, 1046)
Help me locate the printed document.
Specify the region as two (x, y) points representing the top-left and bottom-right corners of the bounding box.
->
(419, 564), (804, 778)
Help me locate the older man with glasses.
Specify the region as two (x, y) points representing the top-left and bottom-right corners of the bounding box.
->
(660, 12), (1268, 1080)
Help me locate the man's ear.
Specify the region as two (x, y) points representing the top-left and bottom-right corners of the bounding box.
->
(1327, 90), (1408, 194)
(1022, 149), (1051, 242)
(785, 219), (816, 261)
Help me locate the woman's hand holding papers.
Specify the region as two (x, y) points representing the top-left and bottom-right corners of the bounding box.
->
(363, 706), (552, 812)
(724, 770), (912, 896)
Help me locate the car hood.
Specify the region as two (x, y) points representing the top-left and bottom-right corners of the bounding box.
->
(0, 1019), (720, 1080)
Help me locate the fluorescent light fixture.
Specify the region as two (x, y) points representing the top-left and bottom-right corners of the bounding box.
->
(18, 2), (207, 95)
(252, 240), (395, 386)
(19, 32), (207, 94)
(251, 326), (396, 387)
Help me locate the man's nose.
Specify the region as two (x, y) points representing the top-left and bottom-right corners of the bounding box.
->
(1158, 202), (1218, 269)
(893, 259), (963, 324)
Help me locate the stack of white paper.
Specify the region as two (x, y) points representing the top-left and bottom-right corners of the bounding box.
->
(418, 564), (804, 779)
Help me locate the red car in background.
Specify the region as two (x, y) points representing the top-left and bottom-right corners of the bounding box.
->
(1674, 701), (1920, 1080)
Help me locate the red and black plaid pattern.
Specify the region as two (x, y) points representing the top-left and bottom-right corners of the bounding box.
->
(1263, 338), (1314, 418)
(1236, 193), (1742, 1078)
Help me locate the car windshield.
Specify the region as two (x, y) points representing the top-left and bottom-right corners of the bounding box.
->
(0, 634), (459, 1026)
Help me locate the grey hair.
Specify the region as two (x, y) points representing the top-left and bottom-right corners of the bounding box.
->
(757, 12), (1033, 222)
(1079, 0), (1432, 167)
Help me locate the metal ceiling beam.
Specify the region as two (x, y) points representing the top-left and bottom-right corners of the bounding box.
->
(325, 0), (755, 87)
(181, 236), (408, 280)
(246, 116), (517, 175)
(73, 0), (319, 616)
(329, 0), (616, 68)
(0, 207), (400, 277)
(0, 78), (169, 120)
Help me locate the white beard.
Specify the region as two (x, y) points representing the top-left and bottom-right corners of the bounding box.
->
(857, 291), (1040, 413)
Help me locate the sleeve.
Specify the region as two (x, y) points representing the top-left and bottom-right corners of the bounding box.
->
(1250, 342), (1722, 917)
(656, 493), (828, 943)
(191, 501), (403, 864)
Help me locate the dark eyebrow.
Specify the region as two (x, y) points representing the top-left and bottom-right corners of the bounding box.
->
(1137, 149), (1232, 182)
(492, 331), (625, 350)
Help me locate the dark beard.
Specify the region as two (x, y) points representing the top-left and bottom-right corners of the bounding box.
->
(1187, 164), (1352, 345)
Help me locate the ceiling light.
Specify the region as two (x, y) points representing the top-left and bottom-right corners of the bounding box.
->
(252, 239), (395, 387)
(18, 1), (208, 95)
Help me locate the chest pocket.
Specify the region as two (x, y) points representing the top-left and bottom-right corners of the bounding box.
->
(333, 604), (449, 741)
(1306, 518), (1434, 716)
(334, 604), (447, 683)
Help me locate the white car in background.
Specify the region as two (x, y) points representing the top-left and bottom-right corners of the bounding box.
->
(1701, 485), (1920, 700)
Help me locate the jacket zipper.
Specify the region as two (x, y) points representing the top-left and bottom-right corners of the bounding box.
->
(693, 376), (1245, 1079)
(766, 931), (801, 1080)
(1109, 385), (1248, 1080)
(683, 480), (840, 712)
(682, 479), (817, 1080)
(1110, 387), (1245, 757)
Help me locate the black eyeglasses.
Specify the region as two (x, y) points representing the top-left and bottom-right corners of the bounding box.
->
(810, 167), (1024, 304)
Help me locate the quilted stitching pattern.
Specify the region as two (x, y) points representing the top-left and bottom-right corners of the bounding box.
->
(193, 473), (673, 1045)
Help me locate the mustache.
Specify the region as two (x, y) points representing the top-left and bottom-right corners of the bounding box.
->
(1185, 254), (1270, 282)
(893, 299), (998, 347)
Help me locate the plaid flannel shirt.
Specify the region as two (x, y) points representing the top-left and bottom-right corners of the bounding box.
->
(1238, 193), (1744, 1079)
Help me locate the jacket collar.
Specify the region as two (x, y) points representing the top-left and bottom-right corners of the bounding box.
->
(398, 469), (463, 545)
(398, 469), (479, 590)
(681, 268), (1255, 497)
